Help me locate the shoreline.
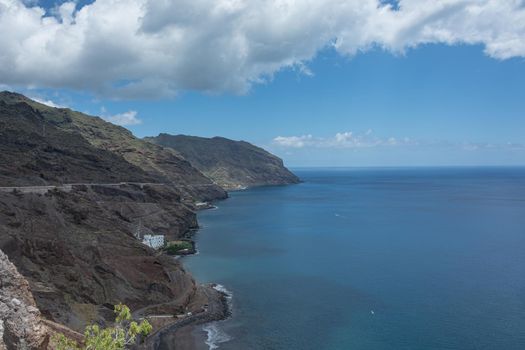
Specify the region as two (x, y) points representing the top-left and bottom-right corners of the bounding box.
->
(158, 181), (298, 349)
(148, 200), (233, 350)
(140, 282), (231, 350)
(169, 285), (233, 350)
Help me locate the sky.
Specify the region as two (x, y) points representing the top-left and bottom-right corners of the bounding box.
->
(1, 0), (524, 167)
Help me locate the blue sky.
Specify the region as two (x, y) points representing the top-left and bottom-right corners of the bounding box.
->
(3, 0), (525, 166)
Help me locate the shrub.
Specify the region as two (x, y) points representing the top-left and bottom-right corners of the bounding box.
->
(53, 304), (152, 350)
(165, 241), (193, 255)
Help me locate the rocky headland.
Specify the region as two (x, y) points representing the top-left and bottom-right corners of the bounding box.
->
(145, 134), (300, 190)
(0, 91), (296, 349)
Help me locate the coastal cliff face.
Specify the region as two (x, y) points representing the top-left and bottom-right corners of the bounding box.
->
(0, 92), (223, 336)
(0, 91), (295, 347)
(145, 134), (300, 190)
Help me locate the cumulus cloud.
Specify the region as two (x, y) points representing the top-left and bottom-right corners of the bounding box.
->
(102, 110), (142, 126)
(0, 0), (524, 98)
(273, 130), (415, 149)
(273, 135), (314, 148)
(273, 131), (525, 152)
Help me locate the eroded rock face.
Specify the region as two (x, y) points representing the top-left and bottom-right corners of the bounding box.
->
(0, 249), (50, 349)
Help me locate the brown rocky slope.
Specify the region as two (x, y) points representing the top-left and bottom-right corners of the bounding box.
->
(0, 94), (225, 343)
(0, 100), (155, 186)
(0, 184), (200, 331)
(0, 92), (227, 201)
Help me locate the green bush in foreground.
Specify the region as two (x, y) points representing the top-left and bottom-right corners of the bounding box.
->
(53, 304), (152, 350)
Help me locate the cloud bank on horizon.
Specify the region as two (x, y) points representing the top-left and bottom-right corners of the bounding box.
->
(273, 130), (415, 149)
(272, 131), (525, 152)
(0, 0), (524, 98)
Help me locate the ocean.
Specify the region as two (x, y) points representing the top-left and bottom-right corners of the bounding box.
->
(184, 167), (525, 350)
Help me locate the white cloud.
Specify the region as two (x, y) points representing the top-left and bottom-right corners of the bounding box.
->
(461, 141), (525, 151)
(31, 97), (66, 108)
(273, 135), (314, 148)
(273, 130), (415, 149)
(274, 131), (524, 152)
(0, 0), (524, 98)
(102, 110), (142, 126)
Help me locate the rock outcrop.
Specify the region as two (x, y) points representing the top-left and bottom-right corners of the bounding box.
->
(145, 134), (300, 190)
(0, 249), (50, 349)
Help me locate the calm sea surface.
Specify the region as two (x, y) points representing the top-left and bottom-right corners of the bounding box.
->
(184, 168), (525, 350)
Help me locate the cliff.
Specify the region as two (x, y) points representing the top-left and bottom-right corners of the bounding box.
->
(0, 92), (296, 347)
(145, 134), (300, 190)
(0, 93), (221, 336)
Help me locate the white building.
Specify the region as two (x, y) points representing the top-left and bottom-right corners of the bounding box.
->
(142, 234), (165, 250)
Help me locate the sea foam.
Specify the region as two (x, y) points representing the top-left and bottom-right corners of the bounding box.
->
(213, 284), (233, 302)
(203, 322), (232, 350)
(203, 284), (234, 349)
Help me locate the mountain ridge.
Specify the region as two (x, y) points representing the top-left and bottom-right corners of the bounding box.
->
(0, 91), (227, 201)
(145, 133), (300, 190)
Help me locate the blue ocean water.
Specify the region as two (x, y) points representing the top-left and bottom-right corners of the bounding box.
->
(184, 168), (525, 350)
